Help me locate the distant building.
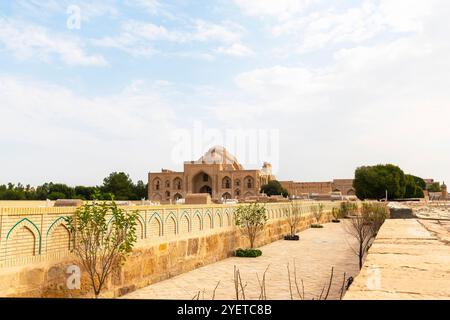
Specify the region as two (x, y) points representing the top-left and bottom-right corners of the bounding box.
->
(148, 146), (275, 204)
(280, 179), (355, 198)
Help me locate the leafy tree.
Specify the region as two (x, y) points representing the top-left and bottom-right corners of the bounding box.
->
(283, 201), (303, 237)
(132, 180), (148, 200)
(353, 164), (407, 200)
(404, 175), (424, 198)
(66, 199), (138, 298)
(410, 175), (426, 190)
(427, 182), (441, 193)
(260, 180), (289, 197)
(101, 172), (135, 200)
(47, 191), (67, 200)
(75, 186), (97, 200)
(345, 203), (388, 269)
(234, 203), (268, 249)
(311, 203), (324, 226)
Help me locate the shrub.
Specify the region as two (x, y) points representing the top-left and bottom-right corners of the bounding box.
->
(66, 199), (138, 298)
(332, 207), (341, 222)
(235, 203), (268, 249)
(311, 203), (324, 225)
(235, 248), (262, 258)
(284, 201), (303, 237)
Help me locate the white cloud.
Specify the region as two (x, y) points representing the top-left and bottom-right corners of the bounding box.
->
(234, 0), (314, 19)
(205, 1), (450, 182)
(0, 18), (107, 66)
(92, 19), (248, 58)
(0, 76), (178, 185)
(216, 43), (253, 57)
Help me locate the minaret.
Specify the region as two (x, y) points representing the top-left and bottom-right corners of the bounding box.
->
(441, 182), (448, 200)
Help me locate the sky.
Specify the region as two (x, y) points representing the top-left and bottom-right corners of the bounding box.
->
(1, 0), (449, 186)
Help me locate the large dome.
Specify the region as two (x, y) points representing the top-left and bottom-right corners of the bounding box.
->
(197, 146), (243, 169)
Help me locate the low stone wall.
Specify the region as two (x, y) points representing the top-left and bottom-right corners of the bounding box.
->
(0, 201), (335, 298)
(344, 218), (450, 299)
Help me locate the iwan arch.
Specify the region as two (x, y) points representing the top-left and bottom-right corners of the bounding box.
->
(148, 146), (275, 204)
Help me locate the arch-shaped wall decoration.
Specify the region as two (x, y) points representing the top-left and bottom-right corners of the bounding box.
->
(46, 216), (71, 253)
(135, 214), (145, 240)
(6, 217), (42, 256)
(148, 212), (163, 237)
(214, 209), (223, 227)
(180, 214), (190, 234)
(224, 208), (231, 226)
(180, 211), (191, 233)
(165, 212), (178, 235)
(222, 176), (232, 189)
(203, 211), (213, 230)
(244, 176), (254, 189)
(192, 210), (203, 232)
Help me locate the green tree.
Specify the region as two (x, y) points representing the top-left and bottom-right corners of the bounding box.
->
(66, 199), (137, 298)
(353, 164), (407, 200)
(427, 182), (441, 193)
(102, 172), (135, 200)
(132, 180), (148, 200)
(260, 180), (289, 197)
(283, 201), (303, 236)
(75, 186), (97, 200)
(47, 191), (67, 200)
(410, 175), (426, 190)
(404, 175), (424, 198)
(234, 203), (268, 249)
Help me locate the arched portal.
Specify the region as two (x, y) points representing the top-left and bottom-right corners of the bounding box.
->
(192, 172), (213, 195)
(222, 192), (232, 200)
(199, 185), (212, 195)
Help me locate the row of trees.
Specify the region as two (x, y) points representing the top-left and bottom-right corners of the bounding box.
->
(0, 172), (147, 201)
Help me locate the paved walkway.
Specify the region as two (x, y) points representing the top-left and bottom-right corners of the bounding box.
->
(345, 219), (450, 299)
(124, 222), (360, 300)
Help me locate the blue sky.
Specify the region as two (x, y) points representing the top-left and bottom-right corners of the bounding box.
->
(1, 0), (450, 186)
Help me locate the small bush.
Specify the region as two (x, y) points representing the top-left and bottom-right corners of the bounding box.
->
(235, 248), (262, 257)
(332, 207), (341, 222)
(284, 234), (300, 241)
(311, 224), (324, 228)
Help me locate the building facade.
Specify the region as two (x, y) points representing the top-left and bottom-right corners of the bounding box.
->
(148, 146), (275, 204)
(280, 179), (355, 198)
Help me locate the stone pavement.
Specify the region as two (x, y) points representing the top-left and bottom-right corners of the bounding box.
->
(123, 222), (360, 300)
(345, 219), (450, 299)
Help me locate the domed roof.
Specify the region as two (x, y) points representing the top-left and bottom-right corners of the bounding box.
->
(197, 146), (243, 169)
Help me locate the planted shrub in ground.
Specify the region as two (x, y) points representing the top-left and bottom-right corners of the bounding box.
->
(283, 201), (303, 240)
(234, 203), (267, 254)
(311, 203), (324, 227)
(345, 202), (388, 269)
(340, 201), (358, 218)
(235, 248), (263, 257)
(66, 197), (138, 298)
(332, 207), (341, 223)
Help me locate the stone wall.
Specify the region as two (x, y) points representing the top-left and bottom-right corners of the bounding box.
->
(0, 201), (337, 298)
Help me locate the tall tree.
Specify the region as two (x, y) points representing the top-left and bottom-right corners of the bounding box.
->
(101, 172), (135, 200)
(260, 180), (289, 197)
(353, 164), (407, 200)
